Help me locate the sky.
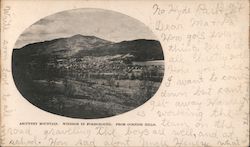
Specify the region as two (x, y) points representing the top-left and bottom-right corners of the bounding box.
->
(15, 8), (156, 48)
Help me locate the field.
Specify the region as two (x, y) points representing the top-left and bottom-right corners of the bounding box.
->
(13, 56), (164, 118)
(20, 78), (160, 118)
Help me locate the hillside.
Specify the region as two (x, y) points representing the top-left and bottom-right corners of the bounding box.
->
(75, 39), (164, 61)
(13, 35), (163, 62)
(13, 34), (112, 58)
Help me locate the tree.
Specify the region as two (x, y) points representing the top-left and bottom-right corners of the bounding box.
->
(116, 81), (120, 87)
(63, 79), (75, 97)
(130, 72), (135, 80)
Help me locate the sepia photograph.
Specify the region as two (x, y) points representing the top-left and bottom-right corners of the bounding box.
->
(1, 0), (249, 146)
(12, 8), (165, 119)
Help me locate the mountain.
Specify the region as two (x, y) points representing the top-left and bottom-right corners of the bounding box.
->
(75, 39), (164, 61)
(12, 35), (164, 62)
(13, 34), (112, 58)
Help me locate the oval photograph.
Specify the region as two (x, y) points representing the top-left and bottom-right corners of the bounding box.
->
(12, 8), (164, 119)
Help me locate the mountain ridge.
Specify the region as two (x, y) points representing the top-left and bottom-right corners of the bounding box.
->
(13, 35), (164, 61)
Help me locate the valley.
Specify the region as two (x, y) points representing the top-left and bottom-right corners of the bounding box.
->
(12, 34), (164, 118)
